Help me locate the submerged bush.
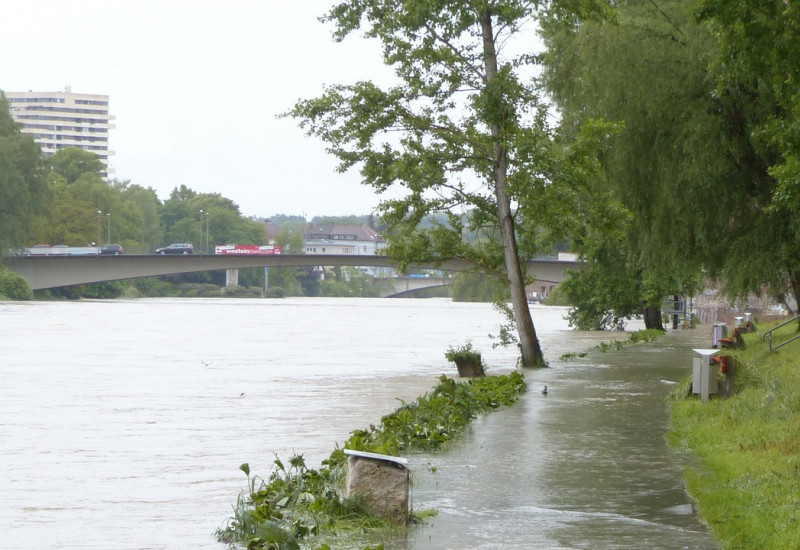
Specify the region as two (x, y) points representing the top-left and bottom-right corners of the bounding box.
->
(0, 268), (32, 300)
(597, 328), (664, 352)
(444, 340), (485, 377)
(344, 372), (525, 456)
(217, 372), (526, 549)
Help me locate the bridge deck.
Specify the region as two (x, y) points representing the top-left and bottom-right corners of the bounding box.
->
(5, 254), (580, 290)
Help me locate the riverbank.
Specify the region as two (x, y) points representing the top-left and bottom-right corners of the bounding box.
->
(668, 318), (800, 549)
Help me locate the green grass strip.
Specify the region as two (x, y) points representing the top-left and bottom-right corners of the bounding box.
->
(668, 320), (800, 549)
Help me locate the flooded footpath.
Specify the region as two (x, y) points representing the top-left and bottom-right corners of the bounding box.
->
(1, 298), (716, 549)
(396, 328), (717, 549)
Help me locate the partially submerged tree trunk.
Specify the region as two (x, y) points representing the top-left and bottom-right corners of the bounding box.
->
(455, 356), (485, 378)
(480, 9), (545, 368)
(642, 305), (664, 330)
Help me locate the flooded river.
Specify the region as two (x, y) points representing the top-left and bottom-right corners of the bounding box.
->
(1, 298), (715, 549)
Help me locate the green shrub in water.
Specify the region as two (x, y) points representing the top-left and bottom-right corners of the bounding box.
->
(444, 340), (485, 377)
(0, 268), (32, 300)
(597, 328), (664, 352)
(217, 372), (526, 549)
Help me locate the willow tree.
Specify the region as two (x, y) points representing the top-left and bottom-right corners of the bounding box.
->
(539, 1), (713, 328)
(288, 0), (595, 367)
(694, 0), (800, 306)
(542, 0), (800, 310)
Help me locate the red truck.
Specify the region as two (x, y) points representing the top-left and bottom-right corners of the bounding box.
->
(214, 244), (281, 255)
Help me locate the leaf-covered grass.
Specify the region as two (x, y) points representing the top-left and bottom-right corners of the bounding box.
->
(668, 320), (800, 549)
(343, 372), (524, 456)
(217, 372), (526, 549)
(597, 328), (664, 352)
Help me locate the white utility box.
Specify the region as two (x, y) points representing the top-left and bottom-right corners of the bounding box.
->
(692, 348), (720, 403)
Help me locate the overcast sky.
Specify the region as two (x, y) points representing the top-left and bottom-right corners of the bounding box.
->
(2, 1), (397, 219)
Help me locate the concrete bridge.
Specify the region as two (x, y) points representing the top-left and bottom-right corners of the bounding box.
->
(5, 254), (580, 293)
(386, 276), (452, 297)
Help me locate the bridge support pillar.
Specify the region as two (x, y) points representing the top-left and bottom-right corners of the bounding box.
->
(226, 268), (239, 287)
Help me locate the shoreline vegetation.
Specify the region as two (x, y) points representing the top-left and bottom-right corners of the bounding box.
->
(668, 318), (800, 549)
(216, 371), (526, 549)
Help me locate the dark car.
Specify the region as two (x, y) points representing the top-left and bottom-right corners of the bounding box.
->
(156, 243), (193, 255)
(100, 244), (124, 255)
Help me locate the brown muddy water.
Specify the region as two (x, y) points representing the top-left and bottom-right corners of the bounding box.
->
(1, 298), (716, 549)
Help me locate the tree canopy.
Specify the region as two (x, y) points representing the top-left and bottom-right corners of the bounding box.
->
(0, 91), (46, 258)
(288, 0), (616, 364)
(540, 0), (800, 323)
(694, 0), (800, 304)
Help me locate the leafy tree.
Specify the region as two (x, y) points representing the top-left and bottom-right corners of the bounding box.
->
(296, 266), (320, 297)
(31, 172), (90, 246)
(267, 214), (308, 234)
(160, 185), (197, 235)
(539, 1), (723, 325)
(275, 227), (304, 255)
(266, 227), (304, 295)
(0, 268), (32, 300)
(312, 214), (369, 227)
(541, 0), (800, 315)
(288, 1), (611, 366)
(0, 91), (46, 257)
(693, 0), (800, 304)
(30, 150), (156, 250)
(160, 188), (265, 252)
(46, 146), (104, 184)
(116, 182), (164, 253)
(165, 217), (202, 248)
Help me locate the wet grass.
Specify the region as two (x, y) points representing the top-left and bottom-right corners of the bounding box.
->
(668, 319), (800, 549)
(217, 372), (526, 549)
(596, 328), (665, 352)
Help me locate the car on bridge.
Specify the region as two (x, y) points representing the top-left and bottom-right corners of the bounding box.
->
(100, 244), (124, 255)
(156, 243), (193, 255)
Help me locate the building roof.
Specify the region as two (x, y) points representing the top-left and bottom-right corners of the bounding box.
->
(304, 224), (382, 242)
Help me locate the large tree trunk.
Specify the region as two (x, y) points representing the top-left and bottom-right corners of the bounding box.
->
(480, 9), (545, 368)
(642, 305), (664, 330)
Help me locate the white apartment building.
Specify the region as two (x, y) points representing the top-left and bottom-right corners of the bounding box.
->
(5, 86), (115, 175)
(304, 224), (384, 256)
(304, 224), (392, 277)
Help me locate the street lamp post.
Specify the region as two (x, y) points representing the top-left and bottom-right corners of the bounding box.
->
(106, 213), (111, 245)
(200, 209), (210, 253)
(206, 212), (210, 253)
(96, 210), (102, 253)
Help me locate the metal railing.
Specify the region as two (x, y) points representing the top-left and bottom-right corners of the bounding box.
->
(761, 315), (800, 351)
